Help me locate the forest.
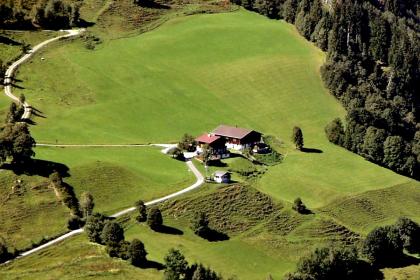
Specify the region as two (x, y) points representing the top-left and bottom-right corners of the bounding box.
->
(0, 0), (80, 29)
(233, 0), (419, 179)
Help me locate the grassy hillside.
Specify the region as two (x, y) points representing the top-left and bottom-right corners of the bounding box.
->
(11, 9), (415, 208)
(0, 171), (69, 250)
(0, 146), (193, 251)
(35, 146), (195, 214)
(1, 6), (418, 280)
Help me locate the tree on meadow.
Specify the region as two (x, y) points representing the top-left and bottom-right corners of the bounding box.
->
(85, 213), (107, 243)
(101, 221), (125, 247)
(292, 126), (304, 150)
(135, 200), (147, 222)
(147, 207), (163, 231)
(163, 249), (189, 280)
(129, 238), (148, 267)
(80, 191), (95, 218)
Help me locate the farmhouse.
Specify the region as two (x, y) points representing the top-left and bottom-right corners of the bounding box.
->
(195, 133), (230, 159)
(212, 125), (262, 151)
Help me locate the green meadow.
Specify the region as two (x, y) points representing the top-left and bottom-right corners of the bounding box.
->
(13, 9), (415, 208)
(34, 146), (195, 214)
(0, 6), (418, 280)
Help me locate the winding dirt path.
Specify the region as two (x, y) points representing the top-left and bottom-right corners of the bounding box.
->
(5, 159), (203, 263)
(3, 29), (85, 119)
(1, 31), (205, 264)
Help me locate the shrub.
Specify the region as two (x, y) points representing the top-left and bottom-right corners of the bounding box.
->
(67, 215), (84, 230)
(101, 221), (125, 247)
(178, 133), (197, 152)
(85, 213), (107, 244)
(135, 200), (147, 223)
(362, 225), (403, 266)
(191, 212), (210, 238)
(129, 239), (148, 266)
(325, 118), (345, 146)
(284, 246), (381, 280)
(394, 217), (420, 254)
(292, 198), (309, 214)
(147, 207), (163, 230)
(164, 249), (188, 280)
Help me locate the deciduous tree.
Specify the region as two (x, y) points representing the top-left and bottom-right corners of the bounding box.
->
(292, 126), (304, 150)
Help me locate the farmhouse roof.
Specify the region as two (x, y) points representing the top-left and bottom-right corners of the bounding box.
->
(195, 133), (221, 144)
(212, 125), (258, 139)
(214, 170), (230, 177)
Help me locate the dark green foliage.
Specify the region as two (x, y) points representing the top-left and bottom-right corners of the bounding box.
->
(178, 133), (197, 152)
(191, 212), (210, 238)
(292, 198), (308, 214)
(253, 150), (283, 166)
(284, 246), (381, 280)
(67, 215), (84, 230)
(135, 200), (147, 223)
(383, 136), (408, 174)
(85, 213), (107, 244)
(168, 147), (185, 161)
(147, 207), (163, 230)
(0, 123), (36, 165)
(362, 127), (387, 163)
(282, 0), (298, 23)
(80, 191), (94, 218)
(0, 241), (11, 264)
(191, 263), (223, 280)
(292, 126), (304, 150)
(129, 238), (148, 266)
(0, 0), (79, 29)
(362, 225), (403, 266)
(5, 103), (22, 124)
(394, 217), (420, 254)
(101, 221), (125, 247)
(164, 249), (189, 280)
(49, 171), (81, 216)
(106, 240), (131, 259)
(325, 118), (345, 146)
(369, 15), (389, 62)
(234, 0), (419, 178)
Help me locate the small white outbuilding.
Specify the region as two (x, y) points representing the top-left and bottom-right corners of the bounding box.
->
(213, 171), (231, 184)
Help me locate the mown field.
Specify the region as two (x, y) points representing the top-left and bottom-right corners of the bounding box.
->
(0, 146), (194, 251)
(0, 4), (419, 280)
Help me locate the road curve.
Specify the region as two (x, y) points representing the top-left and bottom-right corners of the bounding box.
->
(3, 29), (84, 119)
(4, 159), (203, 263)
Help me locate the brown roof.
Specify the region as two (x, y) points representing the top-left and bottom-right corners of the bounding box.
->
(212, 125), (258, 140)
(195, 134), (221, 144)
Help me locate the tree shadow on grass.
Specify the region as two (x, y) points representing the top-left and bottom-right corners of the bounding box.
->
(154, 225), (183, 235)
(78, 18), (95, 28)
(301, 147), (323, 153)
(134, 0), (170, 9)
(200, 229), (230, 242)
(0, 35), (22, 46)
(1, 159), (70, 178)
(207, 160), (227, 167)
(379, 254), (420, 269)
(136, 260), (165, 270)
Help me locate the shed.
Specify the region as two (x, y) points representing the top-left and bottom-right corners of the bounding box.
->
(213, 171), (231, 183)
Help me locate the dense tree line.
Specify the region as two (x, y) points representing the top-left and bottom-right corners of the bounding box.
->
(0, 0), (81, 29)
(232, 0), (419, 179)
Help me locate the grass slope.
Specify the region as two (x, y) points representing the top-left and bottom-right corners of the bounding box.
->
(11, 9), (414, 209)
(0, 184), (362, 279)
(35, 146), (195, 214)
(0, 171), (69, 250)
